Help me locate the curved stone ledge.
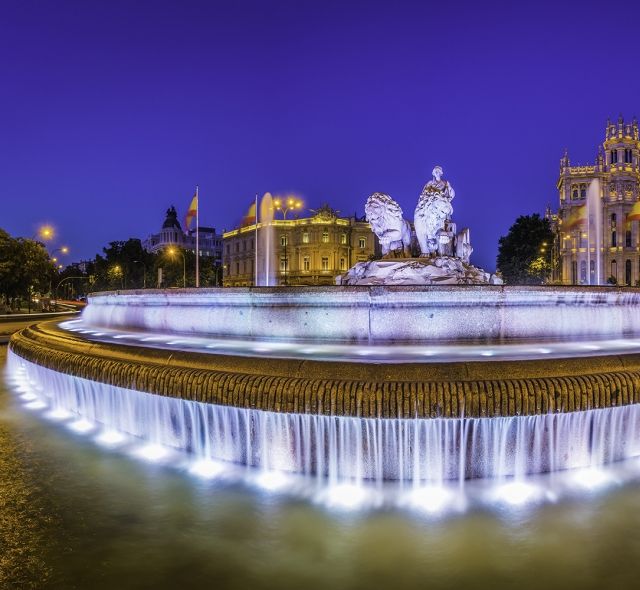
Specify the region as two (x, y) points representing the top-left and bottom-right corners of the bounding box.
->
(9, 320), (640, 418)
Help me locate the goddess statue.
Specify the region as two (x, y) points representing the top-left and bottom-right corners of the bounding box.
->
(414, 166), (455, 257)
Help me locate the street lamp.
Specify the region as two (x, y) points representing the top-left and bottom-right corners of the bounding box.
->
(273, 196), (303, 219)
(167, 247), (186, 288)
(34, 225), (55, 241)
(111, 264), (124, 289)
(132, 260), (147, 289)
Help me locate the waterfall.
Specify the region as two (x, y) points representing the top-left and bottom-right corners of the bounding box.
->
(9, 350), (640, 485)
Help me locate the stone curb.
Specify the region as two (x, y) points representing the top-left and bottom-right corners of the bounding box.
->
(8, 320), (640, 419)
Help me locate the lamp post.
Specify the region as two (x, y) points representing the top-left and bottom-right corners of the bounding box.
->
(273, 196), (303, 219)
(32, 225), (54, 241)
(132, 260), (147, 289)
(167, 247), (186, 288)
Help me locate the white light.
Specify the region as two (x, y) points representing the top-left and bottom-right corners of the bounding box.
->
(189, 460), (225, 479)
(95, 430), (127, 447)
(406, 486), (452, 513)
(45, 408), (72, 420)
(480, 350), (495, 357)
(24, 400), (47, 410)
(572, 468), (610, 490)
(537, 348), (552, 355)
(68, 419), (95, 433)
(20, 392), (38, 401)
(133, 443), (168, 462)
(254, 470), (289, 491)
(495, 482), (539, 506)
(323, 484), (368, 509)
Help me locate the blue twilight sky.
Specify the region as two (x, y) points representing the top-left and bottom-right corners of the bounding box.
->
(1, 0), (640, 271)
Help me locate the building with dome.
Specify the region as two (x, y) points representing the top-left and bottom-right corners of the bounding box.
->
(143, 205), (223, 262)
(557, 116), (640, 285)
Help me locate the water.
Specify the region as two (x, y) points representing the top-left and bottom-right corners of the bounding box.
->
(3, 348), (640, 589)
(587, 178), (602, 285)
(10, 350), (640, 488)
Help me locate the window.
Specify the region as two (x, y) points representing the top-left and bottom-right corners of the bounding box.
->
(321, 257), (329, 271)
(626, 230), (632, 248)
(571, 261), (577, 284)
(340, 257), (346, 270)
(302, 232), (309, 244)
(626, 259), (632, 285)
(612, 231), (617, 247)
(303, 256), (310, 271)
(322, 231), (329, 243)
(235, 243), (240, 253)
(280, 256), (288, 272)
(611, 260), (617, 282)
(580, 260), (587, 284)
(611, 150), (618, 164)
(625, 149), (633, 164)
(235, 262), (240, 274)
(572, 188), (579, 200)
(611, 213), (617, 227)
(340, 233), (347, 245)
(359, 237), (366, 248)
(580, 185), (586, 199)
(280, 235), (288, 247)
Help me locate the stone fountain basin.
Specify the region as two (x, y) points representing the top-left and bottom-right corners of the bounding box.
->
(82, 285), (640, 344)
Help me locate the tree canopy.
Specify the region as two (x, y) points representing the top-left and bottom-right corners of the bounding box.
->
(496, 214), (554, 285)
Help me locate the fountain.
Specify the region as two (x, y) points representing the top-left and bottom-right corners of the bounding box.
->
(7, 165), (640, 508)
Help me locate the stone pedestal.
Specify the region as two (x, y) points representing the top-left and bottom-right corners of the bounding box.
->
(336, 257), (503, 286)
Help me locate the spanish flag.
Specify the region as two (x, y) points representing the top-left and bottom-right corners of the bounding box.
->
(628, 201), (640, 221)
(185, 193), (198, 230)
(240, 200), (257, 227)
(563, 204), (587, 230)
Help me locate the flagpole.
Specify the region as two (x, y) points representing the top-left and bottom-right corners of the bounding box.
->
(254, 193), (258, 286)
(196, 185), (200, 288)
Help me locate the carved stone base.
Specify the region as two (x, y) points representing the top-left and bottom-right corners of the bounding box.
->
(336, 257), (503, 286)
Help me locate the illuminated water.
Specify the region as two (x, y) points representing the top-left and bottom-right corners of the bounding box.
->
(3, 348), (640, 589)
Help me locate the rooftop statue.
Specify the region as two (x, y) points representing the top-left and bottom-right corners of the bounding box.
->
(365, 193), (412, 258)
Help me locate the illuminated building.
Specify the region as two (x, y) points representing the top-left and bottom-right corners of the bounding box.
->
(143, 205), (223, 262)
(222, 204), (377, 286)
(557, 116), (640, 284)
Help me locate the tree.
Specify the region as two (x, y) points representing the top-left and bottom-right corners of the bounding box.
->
(497, 214), (554, 285)
(0, 228), (57, 309)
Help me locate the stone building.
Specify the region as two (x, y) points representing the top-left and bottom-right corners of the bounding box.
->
(143, 206), (223, 262)
(557, 116), (640, 285)
(222, 204), (377, 286)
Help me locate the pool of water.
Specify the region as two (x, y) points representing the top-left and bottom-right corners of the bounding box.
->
(2, 347), (640, 590)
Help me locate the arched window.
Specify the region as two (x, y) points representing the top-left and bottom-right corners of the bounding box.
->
(580, 185), (586, 199)
(612, 231), (617, 247)
(572, 189), (579, 200)
(626, 259), (632, 285)
(611, 213), (617, 226)
(611, 150), (618, 164)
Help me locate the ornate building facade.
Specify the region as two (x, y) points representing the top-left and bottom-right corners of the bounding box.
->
(143, 206), (223, 261)
(557, 117), (640, 285)
(222, 205), (377, 286)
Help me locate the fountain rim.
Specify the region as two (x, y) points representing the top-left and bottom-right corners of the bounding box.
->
(9, 319), (640, 419)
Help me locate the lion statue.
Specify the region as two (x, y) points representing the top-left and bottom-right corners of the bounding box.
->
(365, 192), (412, 258)
(414, 166), (455, 257)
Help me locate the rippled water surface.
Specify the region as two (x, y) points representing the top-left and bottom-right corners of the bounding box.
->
(3, 348), (640, 590)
